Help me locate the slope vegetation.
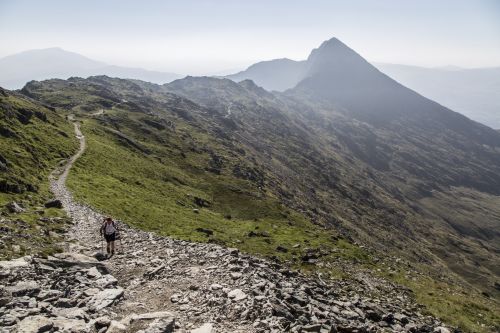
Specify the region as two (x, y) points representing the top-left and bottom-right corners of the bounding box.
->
(0, 87), (77, 258)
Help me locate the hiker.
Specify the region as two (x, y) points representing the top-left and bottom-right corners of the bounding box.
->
(100, 217), (118, 257)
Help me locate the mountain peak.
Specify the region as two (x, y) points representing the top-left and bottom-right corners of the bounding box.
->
(306, 37), (369, 73)
(318, 36), (343, 47)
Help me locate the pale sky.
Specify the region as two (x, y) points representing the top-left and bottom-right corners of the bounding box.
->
(1, 0), (499, 75)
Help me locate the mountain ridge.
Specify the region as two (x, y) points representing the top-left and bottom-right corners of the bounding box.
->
(225, 39), (500, 129)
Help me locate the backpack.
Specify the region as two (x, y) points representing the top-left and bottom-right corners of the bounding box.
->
(102, 221), (117, 235)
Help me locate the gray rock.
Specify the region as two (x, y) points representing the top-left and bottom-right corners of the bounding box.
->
(8, 281), (40, 297)
(86, 266), (102, 279)
(6, 201), (25, 213)
(52, 318), (88, 332)
(93, 316), (111, 330)
(0, 285), (12, 307)
(394, 313), (409, 325)
(131, 311), (175, 322)
(95, 274), (118, 288)
(190, 323), (213, 333)
(210, 284), (223, 290)
(88, 288), (124, 311)
(142, 317), (175, 333)
(106, 320), (128, 332)
(1, 312), (18, 326)
(302, 324), (322, 332)
(170, 293), (181, 303)
(227, 288), (247, 301)
(0, 255), (31, 270)
(52, 307), (87, 320)
(16, 315), (53, 333)
(54, 298), (77, 308)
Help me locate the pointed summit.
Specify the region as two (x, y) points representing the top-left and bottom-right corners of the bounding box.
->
(291, 37), (441, 124)
(305, 37), (373, 76)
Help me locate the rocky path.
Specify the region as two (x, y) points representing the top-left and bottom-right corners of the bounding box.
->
(0, 117), (453, 333)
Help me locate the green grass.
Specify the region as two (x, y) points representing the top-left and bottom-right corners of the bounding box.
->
(68, 116), (355, 262)
(0, 91), (77, 259)
(378, 265), (500, 333)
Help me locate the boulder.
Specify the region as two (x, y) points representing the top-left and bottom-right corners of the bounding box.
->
(6, 201), (24, 213)
(142, 317), (175, 333)
(0, 285), (12, 307)
(17, 315), (53, 333)
(302, 324), (322, 332)
(131, 311), (175, 322)
(93, 316), (111, 330)
(52, 318), (88, 332)
(190, 323), (214, 333)
(95, 274), (118, 288)
(8, 280), (40, 297)
(88, 287), (124, 311)
(0, 255), (31, 270)
(86, 266), (102, 279)
(195, 227), (213, 236)
(52, 307), (87, 320)
(276, 245), (288, 253)
(210, 284), (223, 290)
(40, 252), (108, 271)
(107, 320), (128, 333)
(44, 199), (63, 209)
(227, 289), (247, 301)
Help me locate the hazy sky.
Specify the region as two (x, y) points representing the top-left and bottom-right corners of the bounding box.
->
(1, 0), (499, 74)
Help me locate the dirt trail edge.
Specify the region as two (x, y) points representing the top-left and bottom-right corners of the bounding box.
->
(0, 117), (453, 333)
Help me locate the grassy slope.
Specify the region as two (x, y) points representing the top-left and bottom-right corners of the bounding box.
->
(0, 88), (77, 259)
(67, 110), (363, 263)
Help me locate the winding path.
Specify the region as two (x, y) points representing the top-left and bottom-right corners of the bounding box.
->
(50, 117), (103, 250)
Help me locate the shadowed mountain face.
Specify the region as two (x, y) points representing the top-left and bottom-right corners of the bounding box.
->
(290, 38), (500, 145)
(0, 48), (182, 89)
(227, 39), (500, 130)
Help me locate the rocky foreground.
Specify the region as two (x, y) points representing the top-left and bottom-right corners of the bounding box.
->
(0, 224), (453, 333)
(0, 121), (454, 332)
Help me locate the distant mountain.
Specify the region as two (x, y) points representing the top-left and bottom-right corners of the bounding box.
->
(374, 63), (500, 129)
(226, 58), (306, 91)
(226, 45), (500, 129)
(0, 48), (182, 89)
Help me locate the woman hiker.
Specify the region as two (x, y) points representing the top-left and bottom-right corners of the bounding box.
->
(100, 217), (118, 258)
